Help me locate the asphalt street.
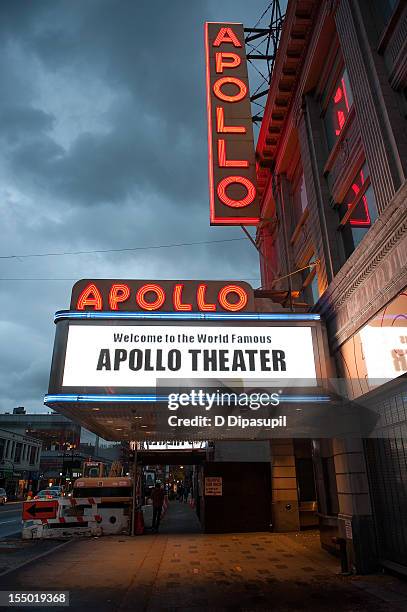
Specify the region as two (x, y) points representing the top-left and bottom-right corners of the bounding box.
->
(0, 502), (22, 539)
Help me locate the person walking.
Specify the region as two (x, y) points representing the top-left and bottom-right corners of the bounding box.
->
(183, 485), (189, 503)
(177, 483), (184, 501)
(151, 481), (165, 532)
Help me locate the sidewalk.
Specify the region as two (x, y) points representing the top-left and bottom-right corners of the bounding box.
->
(148, 499), (202, 535)
(1, 504), (407, 611)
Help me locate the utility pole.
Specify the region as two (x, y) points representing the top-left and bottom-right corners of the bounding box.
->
(131, 445), (138, 536)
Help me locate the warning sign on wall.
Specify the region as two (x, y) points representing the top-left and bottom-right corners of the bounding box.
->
(205, 476), (223, 496)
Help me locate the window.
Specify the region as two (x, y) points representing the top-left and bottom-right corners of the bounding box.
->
(0, 439), (5, 460)
(324, 69), (354, 151)
(14, 442), (22, 463)
(293, 172), (308, 222)
(29, 446), (37, 466)
(302, 256), (319, 305)
(371, 0), (398, 30)
(338, 161), (378, 257)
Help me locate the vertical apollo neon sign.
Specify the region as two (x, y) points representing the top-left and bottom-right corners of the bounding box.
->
(205, 23), (260, 225)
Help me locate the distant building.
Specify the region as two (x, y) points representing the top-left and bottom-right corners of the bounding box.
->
(0, 408), (120, 490)
(0, 427), (41, 497)
(0, 408), (81, 450)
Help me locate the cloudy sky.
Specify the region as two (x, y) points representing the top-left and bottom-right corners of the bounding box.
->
(0, 0), (277, 412)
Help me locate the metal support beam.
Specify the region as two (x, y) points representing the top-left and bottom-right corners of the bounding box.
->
(247, 53), (276, 61)
(244, 1), (285, 125)
(250, 89), (270, 102)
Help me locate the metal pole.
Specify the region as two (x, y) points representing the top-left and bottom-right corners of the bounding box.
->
(131, 447), (138, 536)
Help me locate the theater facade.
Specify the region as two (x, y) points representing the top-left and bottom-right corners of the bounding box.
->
(256, 0), (407, 574)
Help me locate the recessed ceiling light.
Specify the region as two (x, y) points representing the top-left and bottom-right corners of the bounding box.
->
(141, 425), (147, 428)
(115, 428), (123, 431)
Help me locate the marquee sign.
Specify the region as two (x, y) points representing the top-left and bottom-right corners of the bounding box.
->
(57, 323), (317, 390)
(71, 279), (254, 312)
(205, 22), (260, 225)
(45, 277), (329, 441)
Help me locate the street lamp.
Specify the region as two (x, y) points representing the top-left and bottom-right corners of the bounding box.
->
(61, 443), (76, 487)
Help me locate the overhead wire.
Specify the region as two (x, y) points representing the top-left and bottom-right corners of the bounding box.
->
(0, 237), (250, 261)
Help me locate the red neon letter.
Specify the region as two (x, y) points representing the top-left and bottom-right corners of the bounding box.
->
(212, 27), (242, 48)
(136, 284), (166, 311)
(218, 285), (248, 312)
(108, 284), (130, 311)
(217, 176), (256, 208)
(217, 139), (248, 168)
(349, 177), (371, 227)
(213, 77), (247, 103)
(335, 110), (346, 136)
(173, 284), (192, 311)
(197, 284), (216, 312)
(333, 79), (350, 136)
(215, 52), (241, 73)
(216, 107), (245, 134)
(76, 283), (103, 310)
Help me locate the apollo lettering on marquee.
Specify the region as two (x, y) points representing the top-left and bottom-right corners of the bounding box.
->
(71, 279), (255, 313)
(205, 22), (260, 226)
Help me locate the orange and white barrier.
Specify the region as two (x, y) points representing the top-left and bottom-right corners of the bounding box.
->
(22, 497), (129, 539)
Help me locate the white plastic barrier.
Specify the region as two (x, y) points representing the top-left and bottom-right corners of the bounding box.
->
(22, 497), (131, 539)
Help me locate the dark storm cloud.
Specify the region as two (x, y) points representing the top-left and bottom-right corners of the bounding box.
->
(2, 0), (211, 207)
(9, 101), (206, 206)
(0, 0), (269, 412)
(0, 107), (54, 141)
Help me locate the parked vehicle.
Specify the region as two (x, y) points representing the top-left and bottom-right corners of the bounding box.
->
(33, 489), (60, 500)
(0, 488), (7, 504)
(48, 485), (64, 497)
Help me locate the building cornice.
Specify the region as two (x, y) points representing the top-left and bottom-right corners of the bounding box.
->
(256, 0), (320, 201)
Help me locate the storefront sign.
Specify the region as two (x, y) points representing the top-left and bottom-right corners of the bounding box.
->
(205, 22), (259, 225)
(59, 324), (317, 389)
(71, 279), (254, 312)
(205, 476), (222, 496)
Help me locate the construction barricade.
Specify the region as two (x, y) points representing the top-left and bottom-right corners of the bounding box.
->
(22, 497), (130, 539)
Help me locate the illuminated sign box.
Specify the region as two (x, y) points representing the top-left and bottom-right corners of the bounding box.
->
(61, 323), (317, 388)
(47, 314), (326, 397)
(205, 23), (260, 225)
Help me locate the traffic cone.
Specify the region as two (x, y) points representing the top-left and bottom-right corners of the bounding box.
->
(135, 510), (144, 535)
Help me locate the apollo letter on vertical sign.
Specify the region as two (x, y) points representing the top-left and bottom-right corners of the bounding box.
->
(205, 23), (260, 225)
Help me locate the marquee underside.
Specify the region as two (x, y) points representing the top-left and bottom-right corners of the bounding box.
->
(45, 395), (359, 442)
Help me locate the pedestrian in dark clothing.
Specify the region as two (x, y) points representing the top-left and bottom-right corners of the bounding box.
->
(151, 483), (165, 531)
